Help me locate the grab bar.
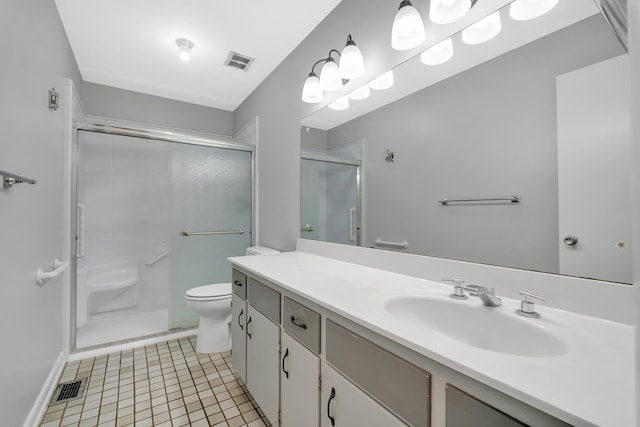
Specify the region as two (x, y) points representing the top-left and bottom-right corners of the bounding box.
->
(76, 203), (85, 258)
(438, 195), (521, 205)
(1, 169), (37, 188)
(36, 259), (69, 285)
(374, 238), (409, 249)
(146, 251), (168, 267)
(181, 229), (245, 236)
(301, 225), (314, 232)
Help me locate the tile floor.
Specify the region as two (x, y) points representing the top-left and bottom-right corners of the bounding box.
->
(39, 336), (271, 427)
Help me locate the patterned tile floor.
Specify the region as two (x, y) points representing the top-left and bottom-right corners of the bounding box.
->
(39, 336), (271, 427)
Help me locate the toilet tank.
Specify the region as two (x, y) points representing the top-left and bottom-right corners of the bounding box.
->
(245, 246), (280, 255)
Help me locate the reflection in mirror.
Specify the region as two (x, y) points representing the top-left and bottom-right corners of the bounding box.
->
(300, 1), (631, 284)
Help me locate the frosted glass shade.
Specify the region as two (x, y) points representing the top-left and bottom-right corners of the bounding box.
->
(340, 40), (365, 79)
(462, 11), (502, 45)
(348, 84), (370, 100)
(429, 0), (472, 24)
(391, 0), (426, 51)
(320, 59), (342, 92)
(420, 37), (454, 65)
(509, 0), (559, 21)
(301, 73), (323, 103)
(369, 70), (394, 90)
(329, 96), (349, 110)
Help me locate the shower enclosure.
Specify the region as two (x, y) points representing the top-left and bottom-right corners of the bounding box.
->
(300, 152), (361, 246)
(73, 124), (253, 349)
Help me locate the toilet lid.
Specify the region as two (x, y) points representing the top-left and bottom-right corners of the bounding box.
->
(185, 282), (232, 299)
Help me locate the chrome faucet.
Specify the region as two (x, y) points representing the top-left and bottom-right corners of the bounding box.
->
(463, 285), (502, 307)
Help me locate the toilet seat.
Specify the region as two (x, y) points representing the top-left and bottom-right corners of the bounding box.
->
(185, 283), (232, 301)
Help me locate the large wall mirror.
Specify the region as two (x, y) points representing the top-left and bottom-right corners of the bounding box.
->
(300, 0), (631, 284)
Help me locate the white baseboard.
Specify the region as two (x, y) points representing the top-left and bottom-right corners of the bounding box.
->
(23, 351), (66, 427)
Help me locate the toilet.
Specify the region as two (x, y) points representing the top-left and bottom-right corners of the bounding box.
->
(185, 246), (280, 353)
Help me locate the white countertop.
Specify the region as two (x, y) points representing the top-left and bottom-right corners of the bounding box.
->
(229, 251), (635, 427)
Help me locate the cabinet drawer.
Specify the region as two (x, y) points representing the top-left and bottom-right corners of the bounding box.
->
(232, 269), (247, 299)
(248, 277), (281, 324)
(283, 297), (321, 355)
(326, 320), (431, 427)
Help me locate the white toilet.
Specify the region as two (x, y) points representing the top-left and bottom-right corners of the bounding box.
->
(185, 246), (280, 353)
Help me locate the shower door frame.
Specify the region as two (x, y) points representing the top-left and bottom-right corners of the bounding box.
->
(69, 119), (255, 353)
(300, 152), (362, 246)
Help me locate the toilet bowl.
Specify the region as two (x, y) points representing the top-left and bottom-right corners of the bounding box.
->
(185, 283), (232, 353)
(185, 246), (280, 353)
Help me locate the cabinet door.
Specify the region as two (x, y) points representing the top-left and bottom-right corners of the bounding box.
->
(446, 384), (527, 427)
(321, 364), (405, 427)
(231, 293), (247, 382)
(247, 305), (280, 426)
(281, 332), (320, 427)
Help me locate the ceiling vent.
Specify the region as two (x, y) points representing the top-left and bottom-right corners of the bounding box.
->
(224, 51), (254, 72)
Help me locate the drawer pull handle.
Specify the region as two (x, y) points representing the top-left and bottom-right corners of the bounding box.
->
(282, 348), (289, 379)
(233, 280), (243, 287)
(246, 316), (252, 339)
(238, 308), (244, 330)
(290, 315), (308, 330)
(327, 387), (336, 426)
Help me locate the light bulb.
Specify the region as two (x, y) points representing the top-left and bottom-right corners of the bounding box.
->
(391, 0), (426, 51)
(462, 11), (502, 45)
(302, 73), (323, 103)
(420, 37), (454, 65)
(320, 58), (342, 92)
(339, 35), (365, 79)
(369, 70), (394, 91)
(348, 84), (370, 101)
(176, 38), (194, 62)
(429, 0), (472, 25)
(329, 96), (349, 111)
(509, 0), (559, 21)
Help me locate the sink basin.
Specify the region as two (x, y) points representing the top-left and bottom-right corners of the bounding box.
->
(384, 295), (568, 357)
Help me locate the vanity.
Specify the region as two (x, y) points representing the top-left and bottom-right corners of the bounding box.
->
(228, 245), (634, 427)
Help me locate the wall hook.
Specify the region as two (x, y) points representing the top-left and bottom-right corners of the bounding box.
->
(385, 149), (395, 162)
(49, 88), (59, 111)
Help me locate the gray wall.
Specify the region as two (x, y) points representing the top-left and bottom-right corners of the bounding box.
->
(233, 0), (512, 251)
(324, 16), (623, 274)
(0, 1), (82, 425)
(630, 0), (640, 422)
(83, 82), (234, 137)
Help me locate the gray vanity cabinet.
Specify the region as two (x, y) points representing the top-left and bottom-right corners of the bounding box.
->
(246, 278), (281, 426)
(445, 384), (527, 427)
(230, 269), (247, 382)
(321, 363), (407, 427)
(280, 297), (321, 427)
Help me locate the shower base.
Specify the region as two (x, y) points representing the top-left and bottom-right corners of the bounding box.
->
(76, 309), (168, 349)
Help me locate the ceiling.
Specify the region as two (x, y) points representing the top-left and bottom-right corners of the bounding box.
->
(54, 0), (343, 111)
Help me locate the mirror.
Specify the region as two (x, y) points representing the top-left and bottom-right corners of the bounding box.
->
(300, 0), (631, 284)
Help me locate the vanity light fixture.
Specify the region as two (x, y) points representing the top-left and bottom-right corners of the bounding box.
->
(320, 54), (343, 92)
(348, 84), (370, 100)
(429, 0), (474, 25)
(339, 35), (365, 79)
(509, 0), (559, 21)
(369, 70), (394, 90)
(461, 11), (502, 45)
(328, 96), (350, 110)
(301, 59), (325, 103)
(420, 37), (454, 65)
(176, 38), (194, 62)
(391, 0), (426, 51)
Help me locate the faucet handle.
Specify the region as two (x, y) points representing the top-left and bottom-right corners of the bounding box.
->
(442, 278), (468, 300)
(516, 291), (544, 318)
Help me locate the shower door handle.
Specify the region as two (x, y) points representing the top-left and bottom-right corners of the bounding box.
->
(238, 308), (244, 330)
(246, 316), (252, 339)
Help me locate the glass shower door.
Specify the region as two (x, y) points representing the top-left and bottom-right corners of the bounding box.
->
(170, 144), (252, 329)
